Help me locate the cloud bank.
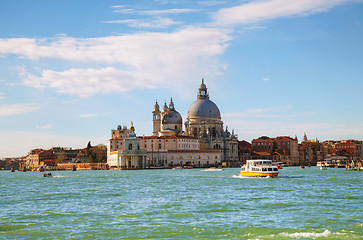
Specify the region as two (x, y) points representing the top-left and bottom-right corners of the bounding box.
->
(212, 0), (356, 26)
(0, 103), (40, 116)
(0, 27), (230, 97)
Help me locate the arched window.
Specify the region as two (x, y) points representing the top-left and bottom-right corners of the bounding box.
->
(213, 144), (221, 149)
(128, 144), (133, 150)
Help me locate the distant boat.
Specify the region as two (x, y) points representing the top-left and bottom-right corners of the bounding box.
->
(240, 160), (278, 177)
(319, 166), (327, 170)
(183, 166), (193, 169)
(300, 165), (305, 169)
(42, 173), (52, 177)
(202, 167), (224, 172)
(172, 166), (182, 170)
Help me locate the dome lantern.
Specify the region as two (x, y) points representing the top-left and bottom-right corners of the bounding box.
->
(198, 78), (209, 100)
(154, 100), (160, 111)
(163, 101), (169, 112)
(169, 98), (175, 111)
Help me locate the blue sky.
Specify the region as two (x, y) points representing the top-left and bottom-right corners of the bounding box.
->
(1, 0), (363, 157)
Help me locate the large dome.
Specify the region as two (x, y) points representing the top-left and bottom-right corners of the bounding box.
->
(187, 99), (221, 119)
(162, 110), (182, 124)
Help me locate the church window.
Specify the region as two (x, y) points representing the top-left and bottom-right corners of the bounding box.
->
(128, 144), (133, 150)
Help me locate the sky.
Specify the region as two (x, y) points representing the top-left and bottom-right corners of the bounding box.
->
(1, 0), (363, 158)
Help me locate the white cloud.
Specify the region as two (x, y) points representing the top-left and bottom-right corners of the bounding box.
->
(104, 17), (181, 28)
(0, 27), (230, 97)
(113, 7), (196, 15)
(0, 92), (5, 99)
(263, 77), (270, 81)
(212, 0), (356, 26)
(244, 25), (267, 30)
(36, 124), (52, 129)
(0, 103), (40, 116)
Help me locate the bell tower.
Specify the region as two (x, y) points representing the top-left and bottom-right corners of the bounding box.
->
(152, 100), (161, 136)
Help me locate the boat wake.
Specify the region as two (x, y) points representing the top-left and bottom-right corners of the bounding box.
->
(233, 175), (304, 179)
(232, 175), (276, 179)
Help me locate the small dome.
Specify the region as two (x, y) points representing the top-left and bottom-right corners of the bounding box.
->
(154, 101), (160, 111)
(162, 110), (182, 124)
(187, 99), (221, 119)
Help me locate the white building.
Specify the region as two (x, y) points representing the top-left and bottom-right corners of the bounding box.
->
(107, 79), (238, 169)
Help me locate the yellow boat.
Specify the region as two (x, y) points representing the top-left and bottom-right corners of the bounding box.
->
(240, 159), (279, 177)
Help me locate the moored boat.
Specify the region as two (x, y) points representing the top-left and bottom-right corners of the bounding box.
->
(202, 167), (224, 171)
(240, 159), (278, 177)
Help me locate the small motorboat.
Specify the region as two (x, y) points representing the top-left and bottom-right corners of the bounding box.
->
(183, 166), (193, 169)
(172, 166), (183, 170)
(42, 173), (52, 177)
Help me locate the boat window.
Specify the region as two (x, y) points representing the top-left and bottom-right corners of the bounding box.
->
(268, 168), (272, 171)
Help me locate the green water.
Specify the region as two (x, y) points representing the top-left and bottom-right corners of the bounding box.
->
(1, 167), (362, 239)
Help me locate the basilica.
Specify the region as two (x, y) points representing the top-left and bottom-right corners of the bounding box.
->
(107, 79), (239, 169)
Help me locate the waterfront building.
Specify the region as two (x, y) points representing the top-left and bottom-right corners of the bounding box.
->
(108, 124), (147, 168)
(298, 140), (323, 166)
(355, 143), (363, 160)
(251, 136), (299, 165)
(26, 149), (55, 169)
(107, 79), (238, 169)
(237, 140), (252, 164)
(335, 140), (360, 155)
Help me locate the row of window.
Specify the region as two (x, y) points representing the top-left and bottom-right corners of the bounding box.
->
(146, 155), (217, 160)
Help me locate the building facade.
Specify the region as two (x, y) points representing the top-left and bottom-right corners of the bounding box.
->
(107, 79), (238, 169)
(251, 136), (299, 165)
